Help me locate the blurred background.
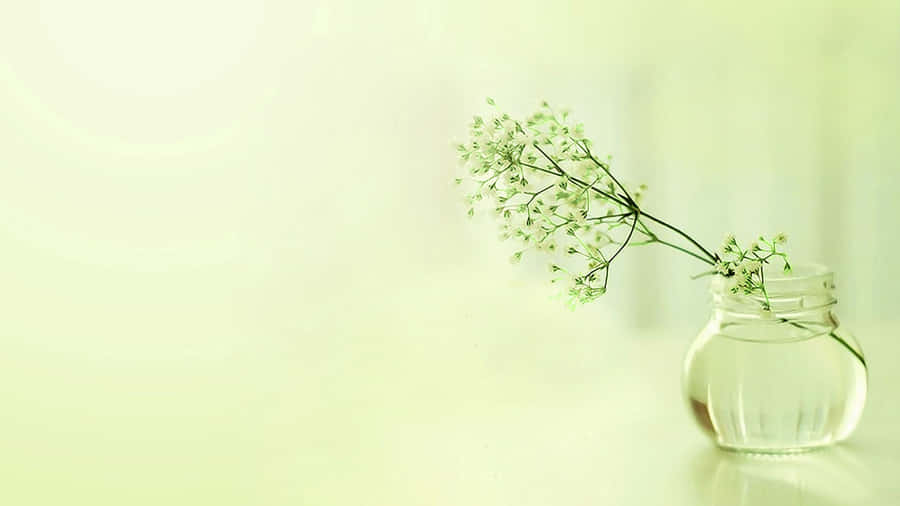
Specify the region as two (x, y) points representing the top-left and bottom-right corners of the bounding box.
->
(1, 0), (898, 504)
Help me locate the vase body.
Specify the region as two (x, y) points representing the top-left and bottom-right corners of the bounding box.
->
(683, 264), (867, 453)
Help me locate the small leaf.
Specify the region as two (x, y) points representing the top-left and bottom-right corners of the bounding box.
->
(509, 251), (523, 264)
(467, 208), (474, 218)
(486, 97), (495, 106)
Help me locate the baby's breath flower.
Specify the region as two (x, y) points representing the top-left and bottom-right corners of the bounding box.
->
(732, 268), (749, 285)
(572, 209), (589, 227)
(740, 260), (761, 274)
(514, 131), (533, 145)
(535, 238), (556, 252)
(455, 97), (792, 310)
(464, 155), (481, 172)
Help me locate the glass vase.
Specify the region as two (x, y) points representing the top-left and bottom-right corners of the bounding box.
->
(682, 264), (867, 453)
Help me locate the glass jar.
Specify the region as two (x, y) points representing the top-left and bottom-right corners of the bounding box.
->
(683, 264), (867, 453)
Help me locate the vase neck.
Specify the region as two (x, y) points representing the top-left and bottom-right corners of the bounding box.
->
(710, 263), (838, 337)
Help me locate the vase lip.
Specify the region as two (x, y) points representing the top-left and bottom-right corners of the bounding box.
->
(710, 263), (836, 319)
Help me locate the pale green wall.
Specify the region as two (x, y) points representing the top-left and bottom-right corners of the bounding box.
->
(0, 1), (897, 503)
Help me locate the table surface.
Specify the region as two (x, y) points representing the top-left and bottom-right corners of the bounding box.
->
(366, 325), (900, 506)
(1, 316), (897, 505)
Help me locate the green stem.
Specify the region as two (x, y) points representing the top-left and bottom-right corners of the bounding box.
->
(571, 138), (636, 206)
(587, 212), (632, 223)
(783, 320), (866, 368)
(690, 270), (716, 280)
(639, 211), (719, 264)
(647, 237), (715, 266)
(525, 184), (554, 205)
(520, 159), (718, 267)
(606, 212), (638, 264)
(759, 268), (771, 310)
(828, 331), (867, 368)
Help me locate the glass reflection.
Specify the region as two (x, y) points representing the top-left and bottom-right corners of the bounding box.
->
(695, 446), (872, 505)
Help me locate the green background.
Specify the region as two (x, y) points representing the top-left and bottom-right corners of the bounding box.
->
(0, 1), (897, 503)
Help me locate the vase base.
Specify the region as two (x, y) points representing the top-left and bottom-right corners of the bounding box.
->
(715, 442), (832, 455)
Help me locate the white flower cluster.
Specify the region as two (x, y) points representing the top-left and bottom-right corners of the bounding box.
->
(714, 233), (791, 309)
(454, 98), (793, 311)
(455, 99), (644, 307)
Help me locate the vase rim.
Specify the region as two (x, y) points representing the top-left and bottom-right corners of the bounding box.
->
(709, 262), (836, 319)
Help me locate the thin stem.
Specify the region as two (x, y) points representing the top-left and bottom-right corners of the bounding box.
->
(519, 161), (562, 178)
(571, 138), (635, 206)
(587, 212), (632, 222)
(782, 320), (866, 368)
(528, 147), (634, 209)
(600, 249), (611, 289)
(522, 144), (719, 274)
(639, 210), (719, 264)
(650, 238), (715, 266)
(526, 184), (554, 205)
(532, 144), (570, 176)
(607, 213), (638, 264)
(519, 161), (630, 208)
(586, 212), (639, 281)
(477, 163), (513, 187)
(759, 267), (771, 310)
(519, 159), (717, 267)
(828, 331), (867, 368)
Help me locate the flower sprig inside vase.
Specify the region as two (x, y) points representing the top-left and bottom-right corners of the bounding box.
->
(455, 98), (790, 310)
